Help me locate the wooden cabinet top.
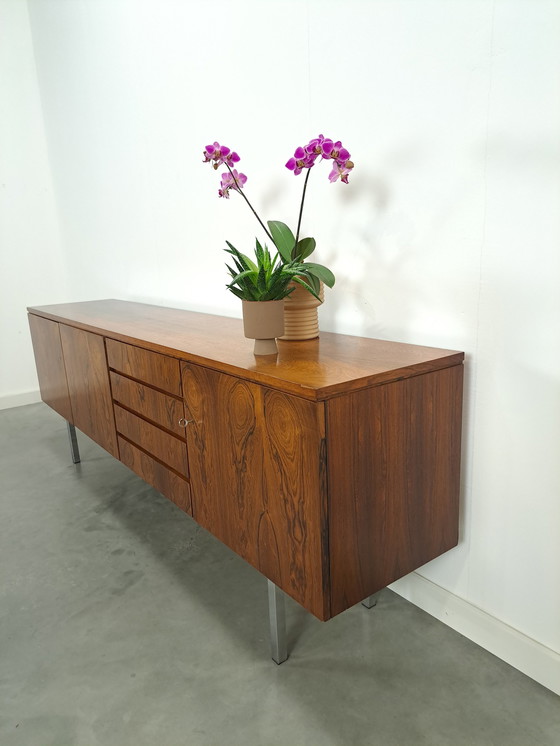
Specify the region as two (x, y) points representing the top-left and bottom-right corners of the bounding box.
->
(28, 300), (464, 401)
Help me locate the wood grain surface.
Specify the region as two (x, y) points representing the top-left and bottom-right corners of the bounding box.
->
(326, 364), (464, 616)
(182, 361), (330, 620)
(29, 300), (464, 401)
(106, 338), (182, 396)
(114, 405), (189, 477)
(28, 314), (73, 422)
(118, 437), (192, 515)
(110, 372), (187, 436)
(59, 325), (118, 458)
(29, 300), (464, 622)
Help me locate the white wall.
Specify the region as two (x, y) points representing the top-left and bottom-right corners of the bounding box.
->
(5, 0), (559, 691)
(0, 0), (67, 406)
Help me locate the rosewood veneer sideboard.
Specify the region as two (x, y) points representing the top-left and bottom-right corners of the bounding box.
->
(28, 300), (464, 660)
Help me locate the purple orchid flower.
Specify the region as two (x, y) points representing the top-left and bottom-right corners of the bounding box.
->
(328, 160), (354, 184)
(202, 135), (353, 286)
(203, 141), (240, 170)
(286, 134), (354, 182)
(285, 146), (318, 175)
(203, 141), (273, 240)
(305, 134), (331, 157)
(218, 169), (247, 199)
(284, 134), (355, 248)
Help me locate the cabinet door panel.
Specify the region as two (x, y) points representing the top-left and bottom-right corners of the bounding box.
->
(28, 314), (73, 422)
(182, 362), (329, 620)
(60, 325), (118, 458)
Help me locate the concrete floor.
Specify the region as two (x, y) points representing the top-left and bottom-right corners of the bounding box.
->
(1, 403), (559, 746)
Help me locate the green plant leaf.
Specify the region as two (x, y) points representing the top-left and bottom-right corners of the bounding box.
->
(295, 237), (316, 261)
(224, 235), (315, 301)
(225, 241), (257, 273)
(291, 275), (321, 301)
(225, 263), (241, 279)
(228, 268), (257, 285)
(256, 263), (267, 294)
(253, 240), (266, 269)
(304, 271), (321, 295)
(227, 286), (245, 300)
(302, 262), (336, 288)
(267, 220), (296, 262)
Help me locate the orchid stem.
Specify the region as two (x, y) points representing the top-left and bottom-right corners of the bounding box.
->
(225, 163), (274, 243)
(294, 167), (312, 256)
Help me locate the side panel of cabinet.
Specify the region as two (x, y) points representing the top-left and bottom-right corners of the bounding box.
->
(59, 325), (119, 458)
(28, 314), (73, 422)
(182, 362), (330, 620)
(327, 364), (463, 617)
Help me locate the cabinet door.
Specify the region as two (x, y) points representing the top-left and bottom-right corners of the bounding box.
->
(60, 325), (118, 458)
(182, 363), (330, 620)
(28, 314), (73, 422)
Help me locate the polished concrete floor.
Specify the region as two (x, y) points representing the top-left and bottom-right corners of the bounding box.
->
(1, 403), (559, 746)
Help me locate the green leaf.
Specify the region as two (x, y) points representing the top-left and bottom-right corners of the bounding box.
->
(267, 220), (296, 262)
(302, 262), (336, 288)
(228, 255), (246, 274)
(254, 239), (265, 268)
(291, 275), (321, 301)
(257, 264), (267, 294)
(228, 269), (257, 286)
(227, 286), (245, 300)
(225, 263), (240, 280)
(295, 237), (316, 261)
(304, 272), (321, 295)
(225, 241), (257, 273)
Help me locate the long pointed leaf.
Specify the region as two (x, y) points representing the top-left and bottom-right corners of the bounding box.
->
(267, 220), (296, 262)
(304, 271), (321, 295)
(291, 275), (322, 301)
(227, 286), (245, 300)
(257, 264), (267, 293)
(225, 241), (258, 273)
(229, 269), (258, 285)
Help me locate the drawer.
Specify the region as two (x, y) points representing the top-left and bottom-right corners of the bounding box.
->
(119, 437), (192, 515)
(110, 372), (187, 436)
(106, 339), (182, 396)
(114, 405), (189, 477)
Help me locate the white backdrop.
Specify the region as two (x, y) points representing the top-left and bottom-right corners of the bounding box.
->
(2, 0), (559, 692)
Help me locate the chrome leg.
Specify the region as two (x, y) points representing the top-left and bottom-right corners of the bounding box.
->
(362, 594), (377, 609)
(268, 580), (288, 664)
(67, 422), (81, 464)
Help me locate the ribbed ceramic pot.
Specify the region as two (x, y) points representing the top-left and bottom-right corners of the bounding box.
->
(242, 299), (285, 355)
(282, 280), (324, 341)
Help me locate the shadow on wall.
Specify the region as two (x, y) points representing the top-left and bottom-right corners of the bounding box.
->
(318, 161), (417, 342)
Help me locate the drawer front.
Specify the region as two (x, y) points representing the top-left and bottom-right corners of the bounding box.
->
(110, 372), (186, 436)
(119, 437), (192, 515)
(106, 339), (182, 396)
(114, 405), (188, 477)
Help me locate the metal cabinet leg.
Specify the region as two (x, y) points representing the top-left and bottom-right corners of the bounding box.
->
(67, 422), (81, 464)
(361, 594), (377, 609)
(268, 580), (288, 664)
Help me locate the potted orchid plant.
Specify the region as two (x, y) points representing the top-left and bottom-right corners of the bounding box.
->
(202, 135), (354, 349)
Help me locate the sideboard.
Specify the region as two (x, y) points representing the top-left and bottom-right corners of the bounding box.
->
(28, 300), (464, 658)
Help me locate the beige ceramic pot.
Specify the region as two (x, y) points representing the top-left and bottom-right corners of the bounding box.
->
(282, 280), (324, 340)
(242, 299), (285, 355)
